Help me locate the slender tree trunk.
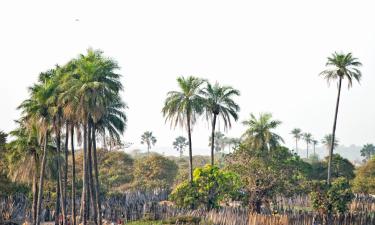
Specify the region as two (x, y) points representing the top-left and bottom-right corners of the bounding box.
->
(186, 111), (193, 183)
(210, 114), (217, 166)
(36, 131), (48, 225)
(92, 124), (102, 225)
(87, 121), (98, 225)
(306, 142), (309, 158)
(32, 149), (38, 225)
(55, 173), (60, 225)
(56, 121), (67, 225)
(81, 123), (88, 225)
(71, 124), (77, 225)
(327, 77), (342, 186)
(63, 123), (68, 223)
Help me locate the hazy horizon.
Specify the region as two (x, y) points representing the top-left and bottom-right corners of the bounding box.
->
(1, 0), (375, 157)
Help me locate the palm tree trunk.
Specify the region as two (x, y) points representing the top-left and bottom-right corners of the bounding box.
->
(32, 149), (38, 225)
(82, 123), (88, 225)
(210, 114), (217, 166)
(87, 121), (98, 225)
(186, 111), (193, 183)
(306, 143), (309, 158)
(56, 120), (67, 225)
(92, 124), (102, 225)
(55, 172), (61, 225)
(63, 123), (69, 223)
(295, 138), (298, 154)
(36, 131), (48, 225)
(327, 77), (342, 186)
(70, 124), (77, 225)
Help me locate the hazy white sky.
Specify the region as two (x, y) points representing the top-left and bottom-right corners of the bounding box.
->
(1, 0), (374, 156)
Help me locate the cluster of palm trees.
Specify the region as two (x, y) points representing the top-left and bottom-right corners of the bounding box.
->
(162, 77), (240, 181)
(14, 49), (127, 225)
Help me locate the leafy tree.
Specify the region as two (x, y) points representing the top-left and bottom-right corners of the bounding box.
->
(320, 52), (362, 185)
(242, 113), (284, 151)
(308, 154), (354, 181)
(302, 133), (312, 158)
(162, 76), (205, 182)
(310, 177), (354, 218)
(173, 136), (188, 157)
(352, 157), (375, 194)
(360, 143), (375, 161)
(170, 165), (241, 210)
(133, 154), (178, 190)
(227, 145), (310, 212)
(290, 128), (302, 154)
(141, 131), (157, 154)
(202, 82), (240, 165)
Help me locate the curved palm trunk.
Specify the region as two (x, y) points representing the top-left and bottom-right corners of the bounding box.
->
(92, 124), (102, 225)
(32, 149), (38, 225)
(36, 131), (48, 225)
(70, 125), (77, 225)
(186, 111), (193, 183)
(327, 77), (342, 186)
(210, 114), (217, 165)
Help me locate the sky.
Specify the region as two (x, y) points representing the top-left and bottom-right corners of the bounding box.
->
(1, 0), (375, 157)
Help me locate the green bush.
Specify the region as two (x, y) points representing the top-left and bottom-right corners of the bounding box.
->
(310, 177), (354, 214)
(162, 216), (201, 224)
(170, 164), (241, 209)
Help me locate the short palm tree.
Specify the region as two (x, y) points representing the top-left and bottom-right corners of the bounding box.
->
(141, 131), (157, 154)
(302, 133), (312, 158)
(320, 52), (362, 185)
(202, 82), (240, 165)
(162, 76), (205, 182)
(242, 113), (284, 151)
(290, 128), (302, 154)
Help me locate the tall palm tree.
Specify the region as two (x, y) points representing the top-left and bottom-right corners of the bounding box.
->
(202, 82), (240, 165)
(320, 52), (362, 185)
(141, 131), (157, 154)
(19, 70), (54, 225)
(242, 113), (284, 151)
(173, 136), (188, 158)
(162, 76), (205, 182)
(302, 133), (312, 158)
(290, 128), (302, 154)
(312, 139), (318, 155)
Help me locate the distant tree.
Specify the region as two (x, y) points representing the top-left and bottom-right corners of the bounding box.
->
(133, 154), (178, 190)
(173, 136), (188, 157)
(302, 133), (312, 158)
(321, 134), (339, 154)
(140, 131), (157, 154)
(208, 131), (226, 153)
(202, 82), (240, 165)
(320, 52), (362, 185)
(227, 137), (241, 153)
(242, 113), (284, 151)
(290, 128), (302, 154)
(312, 139), (318, 155)
(360, 144), (375, 161)
(352, 157), (375, 194)
(162, 76), (205, 182)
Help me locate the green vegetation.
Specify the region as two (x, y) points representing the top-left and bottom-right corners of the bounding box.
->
(0, 50), (370, 225)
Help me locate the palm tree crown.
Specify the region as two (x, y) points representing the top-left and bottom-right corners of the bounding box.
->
(242, 113), (284, 151)
(141, 131), (157, 153)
